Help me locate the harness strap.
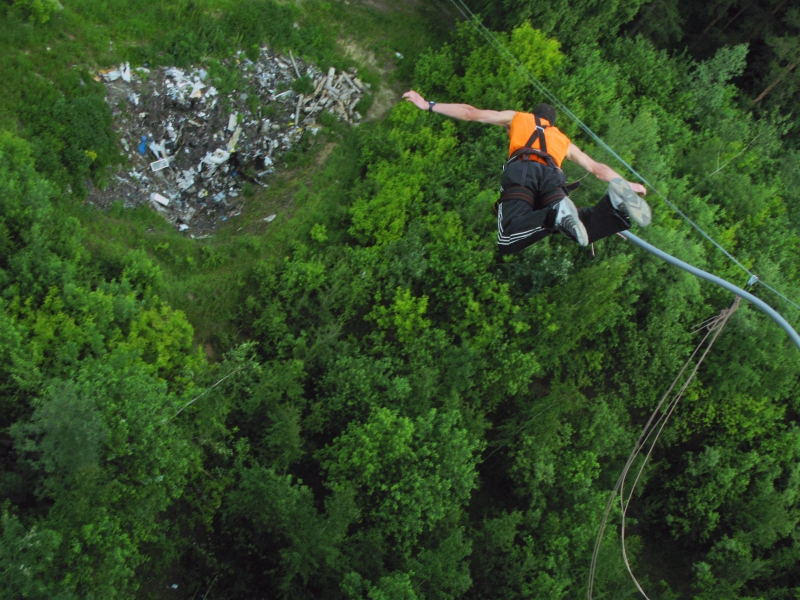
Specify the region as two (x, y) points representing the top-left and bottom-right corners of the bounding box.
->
(508, 114), (559, 184)
(494, 185), (567, 216)
(494, 186), (534, 216)
(496, 114), (571, 217)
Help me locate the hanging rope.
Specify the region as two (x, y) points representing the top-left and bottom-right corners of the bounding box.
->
(587, 297), (741, 599)
(444, 0), (800, 314)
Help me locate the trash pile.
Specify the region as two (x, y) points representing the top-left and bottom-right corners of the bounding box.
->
(92, 48), (370, 233)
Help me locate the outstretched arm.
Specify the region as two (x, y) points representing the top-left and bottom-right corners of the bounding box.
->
(402, 90), (516, 128)
(566, 143), (647, 195)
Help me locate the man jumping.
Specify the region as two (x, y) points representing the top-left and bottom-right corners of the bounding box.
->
(402, 91), (650, 254)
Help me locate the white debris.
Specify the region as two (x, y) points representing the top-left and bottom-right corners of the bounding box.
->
(191, 82), (206, 98)
(227, 125), (242, 152)
(150, 158), (170, 172)
(95, 48), (367, 232)
(202, 149), (230, 169)
(150, 192), (170, 206)
(176, 170), (195, 191)
(149, 141), (166, 160)
(264, 213), (277, 222)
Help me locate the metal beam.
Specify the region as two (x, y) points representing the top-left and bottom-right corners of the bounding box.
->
(621, 231), (800, 352)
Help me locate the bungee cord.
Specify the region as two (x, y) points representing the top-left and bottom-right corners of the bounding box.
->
(587, 298), (741, 599)
(445, 0), (800, 314)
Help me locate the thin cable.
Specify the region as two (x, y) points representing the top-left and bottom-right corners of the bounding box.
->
(447, 0), (800, 313)
(587, 299), (740, 599)
(618, 299), (738, 598)
(167, 367), (244, 423)
(586, 324), (713, 598)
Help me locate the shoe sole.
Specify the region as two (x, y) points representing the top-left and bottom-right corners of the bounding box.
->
(556, 197), (589, 246)
(609, 178), (651, 227)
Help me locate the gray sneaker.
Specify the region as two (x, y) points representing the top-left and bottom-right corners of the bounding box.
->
(553, 197), (589, 246)
(608, 178), (651, 227)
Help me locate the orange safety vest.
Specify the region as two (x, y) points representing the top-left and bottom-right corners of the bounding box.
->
(507, 112), (571, 168)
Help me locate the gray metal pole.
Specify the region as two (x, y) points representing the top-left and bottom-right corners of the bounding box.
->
(620, 231), (800, 352)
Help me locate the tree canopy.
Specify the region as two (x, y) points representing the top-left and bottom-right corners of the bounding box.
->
(1, 0), (800, 598)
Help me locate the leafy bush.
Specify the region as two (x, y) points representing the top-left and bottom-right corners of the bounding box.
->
(9, 0), (61, 23)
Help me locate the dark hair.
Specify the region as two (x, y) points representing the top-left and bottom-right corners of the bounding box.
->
(533, 103), (557, 126)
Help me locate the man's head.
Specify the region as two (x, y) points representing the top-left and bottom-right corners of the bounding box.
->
(533, 103), (557, 126)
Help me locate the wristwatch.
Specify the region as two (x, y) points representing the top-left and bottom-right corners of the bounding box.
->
(428, 100), (436, 112)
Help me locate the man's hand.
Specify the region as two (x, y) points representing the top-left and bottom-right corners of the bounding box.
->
(567, 144), (647, 195)
(402, 90), (428, 111)
(628, 181), (647, 196)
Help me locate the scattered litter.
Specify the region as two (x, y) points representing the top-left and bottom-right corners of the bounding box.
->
(150, 192), (170, 206)
(227, 125), (242, 152)
(264, 214), (277, 222)
(91, 47), (368, 232)
(149, 141), (166, 160)
(176, 170), (195, 191)
(150, 158), (170, 171)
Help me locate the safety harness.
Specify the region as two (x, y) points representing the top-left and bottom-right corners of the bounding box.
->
(494, 114), (574, 216)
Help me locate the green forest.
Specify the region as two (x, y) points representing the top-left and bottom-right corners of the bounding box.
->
(1, 0), (800, 597)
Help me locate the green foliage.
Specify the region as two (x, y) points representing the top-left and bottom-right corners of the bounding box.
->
(0, 510), (69, 600)
(222, 459), (358, 595)
(14, 69), (116, 194)
(2, 0), (800, 597)
(469, 0), (648, 47)
(0, 131), (210, 596)
(9, 0), (61, 23)
(415, 22), (563, 110)
(9, 352), (200, 597)
(293, 74), (316, 95)
(322, 407), (481, 554)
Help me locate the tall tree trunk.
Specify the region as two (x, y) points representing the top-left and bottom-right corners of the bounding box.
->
(698, 0), (736, 39)
(720, 4), (746, 33)
(771, 0), (787, 16)
(752, 60), (799, 104)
